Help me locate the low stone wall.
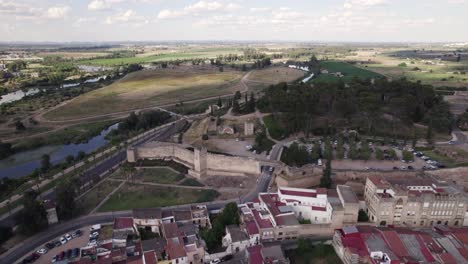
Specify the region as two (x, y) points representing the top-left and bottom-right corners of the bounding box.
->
(127, 141), (261, 179)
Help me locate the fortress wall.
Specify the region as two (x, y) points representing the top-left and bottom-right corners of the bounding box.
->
(128, 142), (260, 178)
(206, 153), (260, 176)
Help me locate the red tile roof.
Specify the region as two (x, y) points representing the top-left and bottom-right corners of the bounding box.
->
(440, 253), (457, 264)
(380, 230), (409, 258)
(143, 251), (158, 264)
(246, 220), (259, 235)
(279, 189), (316, 197)
(163, 222), (182, 239)
(316, 188), (327, 195)
(248, 245), (263, 264)
(166, 237), (187, 260)
(251, 209), (273, 229)
(113, 217), (134, 230)
(311, 206), (327, 211)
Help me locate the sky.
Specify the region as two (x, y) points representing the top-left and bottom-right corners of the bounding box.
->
(0, 0), (467, 42)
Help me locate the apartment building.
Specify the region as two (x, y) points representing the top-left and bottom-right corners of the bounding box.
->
(240, 186), (359, 242)
(365, 175), (467, 227)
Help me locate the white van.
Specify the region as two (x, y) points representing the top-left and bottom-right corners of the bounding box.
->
(317, 159), (323, 166)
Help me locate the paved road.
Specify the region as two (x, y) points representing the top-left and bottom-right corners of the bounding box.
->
(2, 151), (276, 264)
(0, 119), (188, 228)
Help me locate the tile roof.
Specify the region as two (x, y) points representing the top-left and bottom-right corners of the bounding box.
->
(251, 209), (273, 229)
(113, 217), (134, 230)
(247, 245), (263, 264)
(163, 222), (182, 239)
(166, 237), (187, 260)
(143, 251), (158, 264)
(279, 189), (317, 198)
(245, 220), (259, 235)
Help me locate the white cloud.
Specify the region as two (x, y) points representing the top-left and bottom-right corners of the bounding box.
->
(344, 0), (387, 9)
(250, 7), (271, 12)
(46, 6), (70, 19)
(88, 0), (111, 11)
(73, 17), (97, 27)
(157, 1), (241, 19)
(105, 9), (149, 25)
(0, 1), (43, 20)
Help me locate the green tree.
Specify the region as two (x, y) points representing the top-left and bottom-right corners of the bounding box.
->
(65, 155), (74, 165)
(17, 190), (48, 235)
(41, 154), (51, 173)
(56, 178), (78, 220)
(402, 150), (414, 162)
(320, 159), (332, 188)
(217, 97), (222, 107)
(358, 209), (369, 222)
(15, 120), (25, 131)
(375, 148), (384, 160)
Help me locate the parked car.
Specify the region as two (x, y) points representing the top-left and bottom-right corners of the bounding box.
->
(72, 230), (82, 238)
(54, 240), (62, 247)
(51, 255), (58, 263)
(45, 242), (55, 249)
(65, 233), (72, 241)
(66, 249), (73, 259)
(36, 248), (48, 254)
(408, 166), (414, 170)
(71, 248), (80, 258)
(400, 166), (407, 170)
(210, 259), (221, 264)
(22, 253), (40, 263)
(57, 251), (65, 261)
(317, 159), (322, 166)
(90, 231), (99, 238)
(393, 166), (399, 170)
(59, 237), (67, 245)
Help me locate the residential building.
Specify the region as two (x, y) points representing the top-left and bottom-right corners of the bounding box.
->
(222, 225), (251, 253)
(239, 186), (359, 242)
(333, 225), (468, 264)
(365, 175), (467, 227)
(246, 244), (290, 264)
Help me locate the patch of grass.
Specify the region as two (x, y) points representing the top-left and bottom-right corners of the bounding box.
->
(179, 178), (204, 187)
(79, 52), (220, 66)
(314, 61), (383, 83)
(248, 67), (305, 84)
(44, 69), (243, 121)
(77, 179), (122, 214)
(423, 150), (457, 167)
(138, 167), (185, 184)
(139, 159), (189, 174)
(97, 183), (219, 212)
(263, 115), (287, 140)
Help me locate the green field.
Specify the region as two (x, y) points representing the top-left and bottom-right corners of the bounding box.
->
(77, 179), (122, 214)
(79, 48), (242, 66)
(44, 68), (243, 121)
(138, 167), (185, 184)
(97, 183), (219, 212)
(314, 61), (383, 83)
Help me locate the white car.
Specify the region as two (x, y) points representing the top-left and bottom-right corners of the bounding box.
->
(210, 259), (221, 264)
(90, 231), (99, 238)
(36, 248), (48, 254)
(65, 233), (72, 241)
(317, 159), (322, 166)
(60, 236), (67, 245)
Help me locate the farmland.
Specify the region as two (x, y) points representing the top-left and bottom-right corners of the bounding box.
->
(44, 66), (244, 121)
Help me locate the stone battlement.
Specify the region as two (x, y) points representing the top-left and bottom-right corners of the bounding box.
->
(127, 141), (261, 179)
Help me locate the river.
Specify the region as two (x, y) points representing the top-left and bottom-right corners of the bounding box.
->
(0, 75), (108, 106)
(0, 123), (118, 179)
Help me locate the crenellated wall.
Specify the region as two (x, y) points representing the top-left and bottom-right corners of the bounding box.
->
(127, 141), (261, 179)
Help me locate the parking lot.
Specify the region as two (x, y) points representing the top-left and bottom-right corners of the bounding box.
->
(17, 226), (92, 264)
